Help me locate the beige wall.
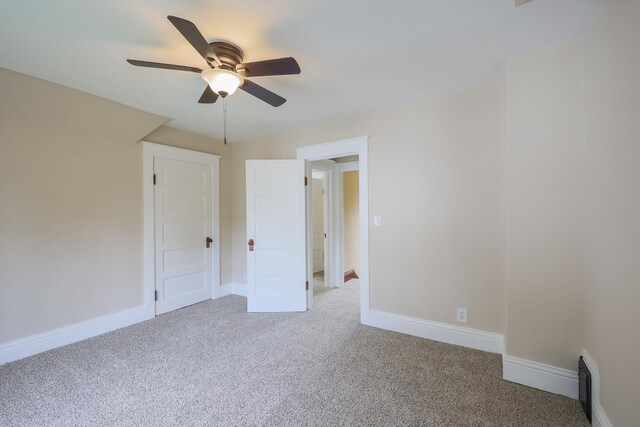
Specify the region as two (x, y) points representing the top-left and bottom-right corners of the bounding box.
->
(504, 42), (586, 370)
(342, 171), (359, 275)
(231, 85), (506, 333)
(0, 67), (164, 342)
(504, 2), (640, 421)
(0, 68), (229, 343)
(583, 1), (640, 425)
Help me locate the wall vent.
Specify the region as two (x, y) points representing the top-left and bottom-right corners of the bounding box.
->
(578, 356), (592, 423)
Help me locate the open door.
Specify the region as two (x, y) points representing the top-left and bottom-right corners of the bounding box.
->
(246, 160), (307, 312)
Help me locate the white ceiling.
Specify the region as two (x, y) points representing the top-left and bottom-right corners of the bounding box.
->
(0, 0), (603, 141)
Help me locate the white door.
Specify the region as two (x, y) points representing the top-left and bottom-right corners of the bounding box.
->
(246, 159), (307, 312)
(311, 176), (325, 273)
(155, 157), (213, 315)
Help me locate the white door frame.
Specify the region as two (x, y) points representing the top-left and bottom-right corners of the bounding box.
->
(142, 142), (221, 317)
(307, 162), (335, 310)
(310, 161), (336, 283)
(319, 170), (330, 277)
(296, 136), (370, 324)
(310, 167), (330, 277)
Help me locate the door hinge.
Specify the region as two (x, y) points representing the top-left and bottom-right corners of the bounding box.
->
(306, 280), (309, 290)
(305, 176), (308, 186)
(153, 173), (156, 185)
(154, 290), (158, 301)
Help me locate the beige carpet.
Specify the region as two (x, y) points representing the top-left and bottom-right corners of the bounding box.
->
(0, 283), (588, 426)
(313, 271), (329, 295)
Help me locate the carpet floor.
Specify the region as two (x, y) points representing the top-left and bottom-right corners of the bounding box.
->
(0, 283), (588, 426)
(313, 271), (328, 296)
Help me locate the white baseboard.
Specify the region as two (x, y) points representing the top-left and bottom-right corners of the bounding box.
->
(0, 305), (153, 365)
(366, 309), (505, 354)
(232, 283), (247, 297)
(219, 283), (247, 298)
(592, 404), (613, 427)
(220, 283), (232, 296)
(581, 350), (612, 427)
(503, 355), (578, 399)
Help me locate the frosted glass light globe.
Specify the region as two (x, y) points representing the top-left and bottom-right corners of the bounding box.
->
(201, 69), (244, 97)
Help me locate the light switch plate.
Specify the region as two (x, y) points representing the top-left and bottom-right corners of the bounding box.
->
(373, 215), (382, 227)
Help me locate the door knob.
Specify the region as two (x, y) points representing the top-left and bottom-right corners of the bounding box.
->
(248, 239), (254, 252)
(206, 237), (213, 248)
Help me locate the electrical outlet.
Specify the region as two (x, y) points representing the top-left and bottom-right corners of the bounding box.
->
(456, 307), (468, 324)
(373, 215), (382, 227)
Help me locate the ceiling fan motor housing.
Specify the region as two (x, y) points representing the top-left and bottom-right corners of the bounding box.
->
(208, 41), (244, 72)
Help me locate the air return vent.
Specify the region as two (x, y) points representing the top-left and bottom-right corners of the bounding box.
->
(578, 356), (592, 423)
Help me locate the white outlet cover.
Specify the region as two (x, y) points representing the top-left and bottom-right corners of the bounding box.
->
(373, 215), (382, 226)
(456, 307), (468, 324)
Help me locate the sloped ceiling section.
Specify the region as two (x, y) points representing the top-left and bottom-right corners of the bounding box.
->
(0, 66), (168, 145)
(0, 0), (603, 141)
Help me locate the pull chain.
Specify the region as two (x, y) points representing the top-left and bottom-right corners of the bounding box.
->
(222, 97), (227, 145)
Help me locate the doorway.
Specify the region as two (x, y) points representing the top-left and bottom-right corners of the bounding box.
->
(310, 158), (360, 301)
(242, 137), (369, 321)
(297, 136), (370, 323)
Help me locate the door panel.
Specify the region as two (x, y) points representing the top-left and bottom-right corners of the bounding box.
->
(246, 160), (306, 312)
(255, 222), (297, 240)
(164, 271), (206, 298)
(155, 157), (212, 314)
(255, 195), (297, 215)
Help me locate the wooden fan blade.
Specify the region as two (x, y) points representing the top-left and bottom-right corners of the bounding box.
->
(515, 0), (534, 6)
(198, 86), (219, 104)
(167, 15), (221, 67)
(237, 57), (301, 77)
(239, 80), (286, 107)
(126, 59), (202, 73)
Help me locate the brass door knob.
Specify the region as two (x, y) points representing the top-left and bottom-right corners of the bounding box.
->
(248, 239), (254, 251)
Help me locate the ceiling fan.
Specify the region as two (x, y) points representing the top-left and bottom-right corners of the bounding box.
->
(127, 15), (301, 107)
(515, 0), (534, 6)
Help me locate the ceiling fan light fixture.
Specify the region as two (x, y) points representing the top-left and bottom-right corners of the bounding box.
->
(201, 69), (244, 97)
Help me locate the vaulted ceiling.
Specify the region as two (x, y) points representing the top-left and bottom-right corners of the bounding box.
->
(0, 0), (603, 141)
